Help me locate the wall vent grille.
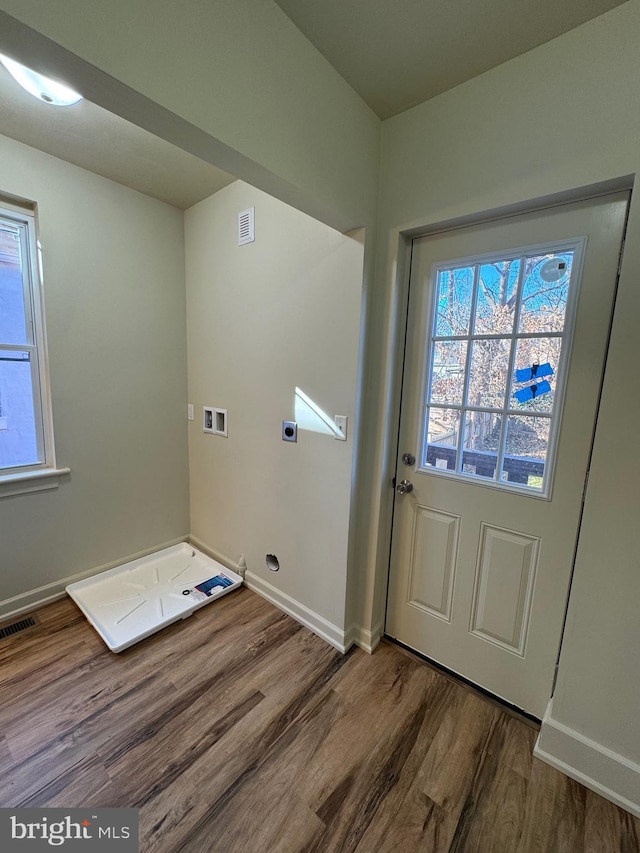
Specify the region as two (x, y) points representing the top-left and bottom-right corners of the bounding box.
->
(238, 207), (255, 245)
(0, 615), (38, 640)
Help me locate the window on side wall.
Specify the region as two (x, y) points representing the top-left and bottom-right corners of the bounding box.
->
(0, 201), (58, 488)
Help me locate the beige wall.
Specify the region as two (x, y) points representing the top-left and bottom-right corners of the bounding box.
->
(0, 0), (380, 234)
(0, 0), (637, 816)
(186, 182), (364, 634)
(0, 134), (189, 615)
(364, 0), (640, 811)
(0, 0), (379, 645)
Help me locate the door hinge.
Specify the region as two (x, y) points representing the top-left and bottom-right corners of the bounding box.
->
(582, 469), (590, 504)
(551, 660), (560, 695)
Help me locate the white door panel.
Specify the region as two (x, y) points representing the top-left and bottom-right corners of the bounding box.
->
(386, 193), (628, 717)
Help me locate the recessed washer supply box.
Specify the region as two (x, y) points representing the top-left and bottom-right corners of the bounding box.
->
(66, 543), (243, 653)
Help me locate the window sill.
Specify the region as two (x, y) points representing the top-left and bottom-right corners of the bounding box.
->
(0, 467), (71, 498)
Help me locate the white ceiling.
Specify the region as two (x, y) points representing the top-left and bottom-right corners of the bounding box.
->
(273, 0), (629, 118)
(0, 1), (628, 206)
(0, 62), (236, 210)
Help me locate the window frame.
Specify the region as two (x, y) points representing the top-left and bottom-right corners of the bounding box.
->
(416, 236), (586, 500)
(0, 200), (67, 497)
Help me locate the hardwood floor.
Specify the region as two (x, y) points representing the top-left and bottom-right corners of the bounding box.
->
(0, 588), (638, 852)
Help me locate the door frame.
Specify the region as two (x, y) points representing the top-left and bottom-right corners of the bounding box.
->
(371, 176), (633, 657)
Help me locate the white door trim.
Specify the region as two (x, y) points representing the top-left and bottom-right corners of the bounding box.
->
(368, 176), (633, 649)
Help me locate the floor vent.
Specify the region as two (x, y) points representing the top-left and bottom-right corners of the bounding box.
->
(0, 615), (38, 640)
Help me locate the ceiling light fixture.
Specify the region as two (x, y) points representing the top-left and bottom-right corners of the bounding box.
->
(0, 53), (83, 106)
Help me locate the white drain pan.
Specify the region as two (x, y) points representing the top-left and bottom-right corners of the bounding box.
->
(66, 543), (243, 652)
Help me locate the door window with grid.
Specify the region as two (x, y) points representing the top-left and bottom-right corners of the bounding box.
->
(420, 239), (584, 496)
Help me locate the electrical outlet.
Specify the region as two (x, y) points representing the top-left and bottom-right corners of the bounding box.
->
(282, 421), (297, 442)
(334, 415), (347, 440)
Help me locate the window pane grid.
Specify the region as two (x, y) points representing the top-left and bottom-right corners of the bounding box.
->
(433, 331), (563, 342)
(427, 403), (552, 418)
(453, 264), (479, 472)
(493, 255), (527, 482)
(422, 244), (576, 493)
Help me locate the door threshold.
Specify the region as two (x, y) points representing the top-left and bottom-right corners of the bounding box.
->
(384, 635), (541, 729)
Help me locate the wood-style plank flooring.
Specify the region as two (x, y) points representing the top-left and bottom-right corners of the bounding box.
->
(0, 589), (638, 852)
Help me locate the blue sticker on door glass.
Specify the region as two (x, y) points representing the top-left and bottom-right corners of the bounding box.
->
(515, 362), (554, 383)
(513, 380), (551, 403)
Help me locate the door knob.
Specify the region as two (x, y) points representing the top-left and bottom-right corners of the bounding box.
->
(402, 453), (416, 466)
(396, 479), (414, 495)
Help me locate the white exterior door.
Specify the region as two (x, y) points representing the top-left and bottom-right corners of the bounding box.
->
(385, 193), (628, 718)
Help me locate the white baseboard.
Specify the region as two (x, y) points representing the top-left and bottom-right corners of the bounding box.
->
(190, 536), (352, 653)
(0, 536), (189, 622)
(188, 536), (238, 573)
(243, 570), (351, 654)
(189, 536), (382, 657)
(535, 699), (640, 819)
(3, 530), (378, 662)
(344, 620), (384, 654)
